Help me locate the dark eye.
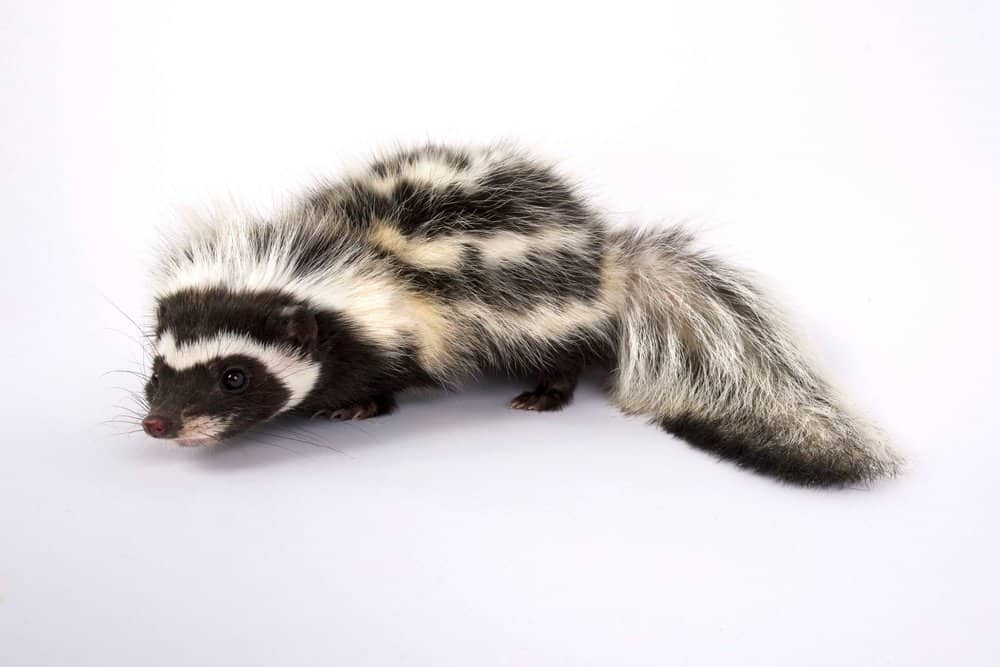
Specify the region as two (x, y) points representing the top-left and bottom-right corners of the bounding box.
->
(221, 368), (247, 392)
(150, 372), (159, 385)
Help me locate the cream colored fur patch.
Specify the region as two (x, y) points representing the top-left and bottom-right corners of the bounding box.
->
(370, 221), (466, 271)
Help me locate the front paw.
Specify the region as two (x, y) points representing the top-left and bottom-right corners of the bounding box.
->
(311, 396), (395, 421)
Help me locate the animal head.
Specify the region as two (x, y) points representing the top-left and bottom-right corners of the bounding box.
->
(142, 289), (321, 446)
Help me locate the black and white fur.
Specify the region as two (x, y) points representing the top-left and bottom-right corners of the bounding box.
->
(143, 144), (901, 486)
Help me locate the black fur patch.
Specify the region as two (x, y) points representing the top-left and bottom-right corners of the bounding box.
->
(332, 152), (595, 239)
(294, 313), (439, 417)
(156, 288), (306, 347)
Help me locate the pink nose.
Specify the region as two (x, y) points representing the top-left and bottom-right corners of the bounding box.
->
(142, 416), (173, 438)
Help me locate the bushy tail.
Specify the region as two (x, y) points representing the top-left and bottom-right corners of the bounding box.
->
(608, 227), (901, 487)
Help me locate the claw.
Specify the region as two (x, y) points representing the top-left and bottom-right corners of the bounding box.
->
(319, 401), (379, 421)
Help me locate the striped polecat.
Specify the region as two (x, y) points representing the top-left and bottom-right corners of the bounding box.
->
(141, 144), (901, 486)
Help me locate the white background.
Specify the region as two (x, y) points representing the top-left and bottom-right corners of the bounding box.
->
(2, 1), (998, 665)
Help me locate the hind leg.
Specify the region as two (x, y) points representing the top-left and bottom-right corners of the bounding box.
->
(509, 368), (580, 412)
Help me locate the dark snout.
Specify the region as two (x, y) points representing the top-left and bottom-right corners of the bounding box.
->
(142, 415), (178, 439)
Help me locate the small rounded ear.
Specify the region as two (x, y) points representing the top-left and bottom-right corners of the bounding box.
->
(269, 305), (318, 351)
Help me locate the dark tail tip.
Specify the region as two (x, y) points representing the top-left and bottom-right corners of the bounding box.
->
(660, 415), (897, 488)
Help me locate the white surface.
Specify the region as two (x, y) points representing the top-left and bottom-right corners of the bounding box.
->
(2, 1), (998, 665)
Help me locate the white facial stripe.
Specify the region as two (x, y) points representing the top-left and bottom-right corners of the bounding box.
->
(176, 414), (231, 445)
(156, 331), (320, 412)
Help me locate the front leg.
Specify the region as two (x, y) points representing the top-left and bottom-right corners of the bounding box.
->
(311, 394), (397, 421)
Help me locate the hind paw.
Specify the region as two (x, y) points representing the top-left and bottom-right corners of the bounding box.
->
(509, 388), (572, 412)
